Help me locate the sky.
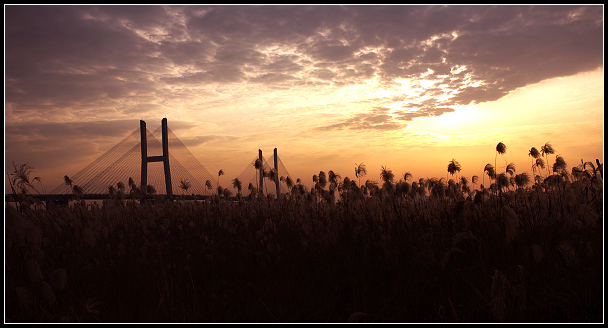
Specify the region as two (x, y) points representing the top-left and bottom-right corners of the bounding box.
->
(4, 5), (604, 195)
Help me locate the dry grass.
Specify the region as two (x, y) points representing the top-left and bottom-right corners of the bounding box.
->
(4, 159), (604, 323)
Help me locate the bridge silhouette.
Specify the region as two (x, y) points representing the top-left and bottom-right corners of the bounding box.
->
(47, 118), (293, 200)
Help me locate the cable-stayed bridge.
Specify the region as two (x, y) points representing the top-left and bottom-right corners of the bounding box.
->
(43, 118), (293, 201)
(234, 149), (293, 198)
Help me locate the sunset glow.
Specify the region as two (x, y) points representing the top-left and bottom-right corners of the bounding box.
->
(5, 5), (603, 194)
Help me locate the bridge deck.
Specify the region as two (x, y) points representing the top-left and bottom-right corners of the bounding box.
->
(5, 194), (215, 203)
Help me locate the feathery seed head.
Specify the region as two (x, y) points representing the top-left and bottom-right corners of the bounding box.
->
(496, 142), (507, 154)
(64, 175), (73, 187)
(497, 173), (510, 189)
(484, 164), (496, 179)
(146, 184), (156, 194)
(232, 178), (242, 192)
(447, 159), (461, 176)
(460, 176), (469, 186)
(380, 166), (394, 183)
(515, 173), (530, 187)
(355, 163), (367, 178)
(506, 162), (516, 176)
(529, 147), (540, 158)
(553, 155), (567, 172)
(403, 172), (412, 181)
(535, 158), (545, 169)
(541, 142), (555, 155)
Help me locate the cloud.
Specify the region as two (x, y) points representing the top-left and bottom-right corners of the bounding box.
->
(395, 106), (455, 121)
(6, 5), (602, 122)
(250, 73), (298, 84)
(308, 42), (356, 62)
(315, 107), (406, 132)
(6, 120), (138, 140)
(5, 5), (603, 184)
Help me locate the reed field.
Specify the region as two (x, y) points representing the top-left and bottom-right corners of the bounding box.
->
(4, 151), (604, 323)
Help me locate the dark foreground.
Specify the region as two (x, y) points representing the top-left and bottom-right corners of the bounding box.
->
(5, 185), (604, 323)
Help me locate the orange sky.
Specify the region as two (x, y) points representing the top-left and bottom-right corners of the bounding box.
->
(5, 5), (604, 195)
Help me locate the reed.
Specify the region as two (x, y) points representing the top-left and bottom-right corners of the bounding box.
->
(5, 149), (603, 323)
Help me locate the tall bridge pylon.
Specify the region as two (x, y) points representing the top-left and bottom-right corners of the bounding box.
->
(50, 118), (219, 197)
(140, 118), (172, 199)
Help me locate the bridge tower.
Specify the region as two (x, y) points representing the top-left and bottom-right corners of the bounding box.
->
(259, 149), (263, 194)
(274, 148), (280, 199)
(141, 118), (173, 200)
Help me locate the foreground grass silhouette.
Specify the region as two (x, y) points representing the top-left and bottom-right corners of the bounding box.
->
(5, 175), (603, 322)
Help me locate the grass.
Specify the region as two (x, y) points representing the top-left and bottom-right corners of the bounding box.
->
(4, 159), (604, 323)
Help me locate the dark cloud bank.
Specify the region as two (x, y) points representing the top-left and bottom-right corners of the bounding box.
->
(5, 5), (603, 137)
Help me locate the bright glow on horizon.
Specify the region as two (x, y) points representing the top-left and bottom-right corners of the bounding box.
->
(436, 105), (478, 127)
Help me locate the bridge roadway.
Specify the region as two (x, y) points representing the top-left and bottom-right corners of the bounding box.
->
(5, 193), (217, 204)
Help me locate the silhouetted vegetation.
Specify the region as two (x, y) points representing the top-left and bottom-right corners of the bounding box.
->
(5, 144), (603, 323)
